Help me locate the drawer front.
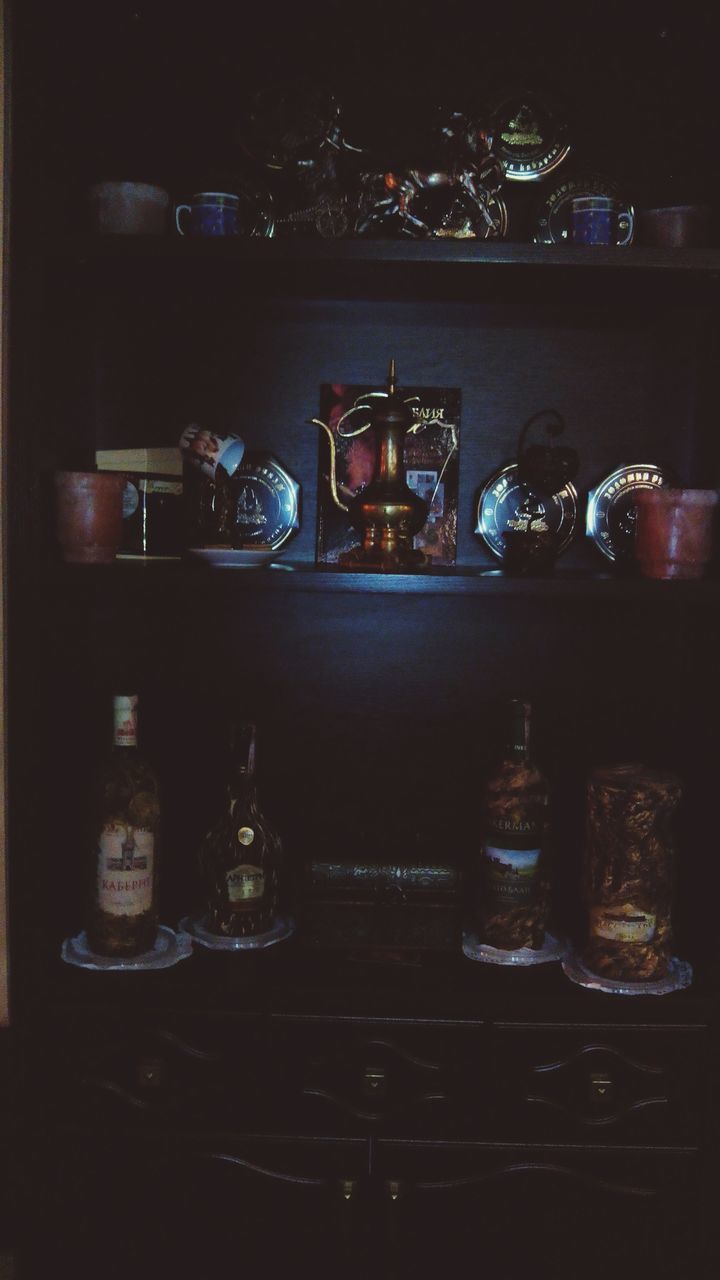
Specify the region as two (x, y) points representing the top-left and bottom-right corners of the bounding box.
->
(489, 1023), (708, 1145)
(373, 1141), (701, 1280)
(267, 1016), (488, 1137)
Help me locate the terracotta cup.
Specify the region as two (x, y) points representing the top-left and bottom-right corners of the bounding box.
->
(634, 487), (719, 580)
(54, 471), (125, 564)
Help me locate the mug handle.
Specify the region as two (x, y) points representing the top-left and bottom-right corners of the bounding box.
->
(175, 204), (191, 235)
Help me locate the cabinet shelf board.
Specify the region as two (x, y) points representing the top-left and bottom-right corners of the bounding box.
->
(41, 560), (720, 603)
(59, 238), (720, 276)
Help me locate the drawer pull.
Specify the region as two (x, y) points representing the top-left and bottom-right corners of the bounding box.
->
(589, 1071), (614, 1105)
(136, 1055), (167, 1091)
(340, 1179), (357, 1201)
(385, 1180), (403, 1202)
(362, 1065), (386, 1098)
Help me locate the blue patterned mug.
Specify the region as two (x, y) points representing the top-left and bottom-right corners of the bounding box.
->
(175, 191), (240, 236)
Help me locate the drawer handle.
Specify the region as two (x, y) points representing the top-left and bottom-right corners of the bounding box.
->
(362, 1065), (386, 1099)
(385, 1179), (403, 1202)
(136, 1055), (167, 1091)
(589, 1071), (614, 1106)
(339, 1179), (357, 1201)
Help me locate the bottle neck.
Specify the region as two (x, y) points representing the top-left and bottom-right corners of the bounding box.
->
(113, 695), (139, 748)
(505, 700), (532, 762)
(228, 721), (258, 802)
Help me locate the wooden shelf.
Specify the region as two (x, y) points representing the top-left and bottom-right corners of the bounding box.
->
(38, 559), (720, 602)
(58, 237), (720, 276)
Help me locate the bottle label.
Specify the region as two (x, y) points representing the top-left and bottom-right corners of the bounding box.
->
(113, 697), (138, 747)
(483, 845), (542, 907)
(97, 822), (154, 916)
(227, 863), (264, 904)
(590, 905), (656, 944)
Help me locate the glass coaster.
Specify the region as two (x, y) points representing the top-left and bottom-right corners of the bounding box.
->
(562, 948), (693, 996)
(179, 914), (295, 951)
(462, 930), (566, 966)
(61, 925), (193, 972)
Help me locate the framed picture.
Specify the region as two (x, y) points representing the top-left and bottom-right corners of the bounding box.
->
(316, 383), (461, 565)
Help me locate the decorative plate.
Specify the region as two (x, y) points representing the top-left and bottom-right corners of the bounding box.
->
(488, 90), (570, 182)
(586, 463), (671, 561)
(534, 172), (634, 244)
(224, 450), (301, 552)
(61, 925), (193, 971)
(475, 462), (578, 560)
(463, 931), (566, 966)
(179, 914), (295, 951)
(562, 948), (692, 996)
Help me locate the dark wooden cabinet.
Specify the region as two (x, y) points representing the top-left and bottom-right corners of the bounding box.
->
(5, 3), (720, 1277)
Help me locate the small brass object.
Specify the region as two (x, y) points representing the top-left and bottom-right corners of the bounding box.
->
(313, 359), (428, 570)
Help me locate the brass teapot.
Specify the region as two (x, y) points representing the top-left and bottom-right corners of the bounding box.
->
(312, 360), (429, 570)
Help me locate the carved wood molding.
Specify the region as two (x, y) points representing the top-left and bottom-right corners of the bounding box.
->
(412, 1161), (657, 1199)
(525, 1092), (669, 1127)
(532, 1043), (665, 1077)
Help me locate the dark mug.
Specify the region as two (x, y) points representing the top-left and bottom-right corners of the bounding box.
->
(571, 196), (628, 246)
(175, 191), (240, 236)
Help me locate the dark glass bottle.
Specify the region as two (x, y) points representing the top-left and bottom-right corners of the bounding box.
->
(86, 695), (160, 957)
(474, 700), (551, 950)
(198, 721), (282, 937)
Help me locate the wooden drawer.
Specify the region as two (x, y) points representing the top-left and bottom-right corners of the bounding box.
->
(488, 1022), (709, 1145)
(265, 1015), (489, 1138)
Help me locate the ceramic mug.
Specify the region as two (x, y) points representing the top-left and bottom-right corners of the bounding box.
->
(175, 192), (240, 236)
(571, 196), (623, 246)
(634, 487), (719, 579)
(54, 471), (125, 564)
(89, 181), (169, 235)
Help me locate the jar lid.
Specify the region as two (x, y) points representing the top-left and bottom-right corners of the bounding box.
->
(586, 463), (672, 561)
(475, 462), (578, 560)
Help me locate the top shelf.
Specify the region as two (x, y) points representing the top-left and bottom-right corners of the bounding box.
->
(63, 237), (720, 274)
(47, 237), (720, 304)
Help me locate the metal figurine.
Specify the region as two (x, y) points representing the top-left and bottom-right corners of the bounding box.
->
(355, 119), (507, 239)
(312, 360), (429, 570)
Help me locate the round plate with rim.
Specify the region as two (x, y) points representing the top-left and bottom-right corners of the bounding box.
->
(534, 172), (634, 245)
(562, 948), (692, 995)
(189, 546), (278, 569)
(585, 463), (671, 561)
(463, 931), (566, 966)
(475, 462), (578, 560)
(487, 89), (570, 182)
(61, 925), (193, 971)
(179, 914), (295, 951)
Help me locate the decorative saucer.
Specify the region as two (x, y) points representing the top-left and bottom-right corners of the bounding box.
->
(463, 930), (566, 966)
(61, 925), (193, 971)
(585, 463), (671, 561)
(562, 948), (693, 996)
(179, 914), (295, 950)
(475, 462), (577, 560)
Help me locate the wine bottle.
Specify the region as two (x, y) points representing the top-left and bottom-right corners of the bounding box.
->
(86, 695), (160, 957)
(198, 721), (282, 937)
(474, 700), (551, 951)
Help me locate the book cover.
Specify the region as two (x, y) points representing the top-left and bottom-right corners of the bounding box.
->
(315, 383), (461, 565)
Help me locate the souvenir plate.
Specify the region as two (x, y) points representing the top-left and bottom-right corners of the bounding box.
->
(475, 462), (578, 560)
(226, 451), (301, 551)
(534, 173), (634, 244)
(488, 91), (570, 182)
(586, 463), (670, 561)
